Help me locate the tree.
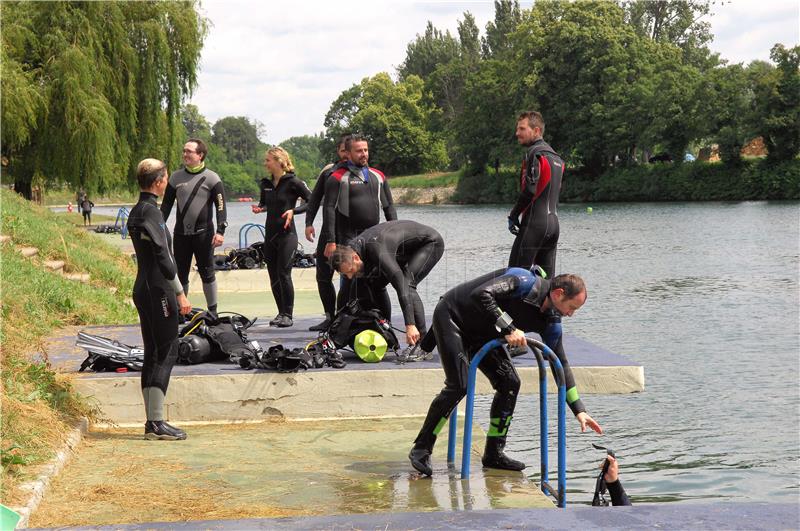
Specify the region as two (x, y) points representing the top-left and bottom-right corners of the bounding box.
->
(482, 0), (522, 59)
(759, 44), (800, 161)
(622, 0), (715, 66)
(280, 134), (325, 179)
(211, 116), (260, 164)
(704, 65), (753, 165)
(398, 22), (461, 81)
(322, 74), (448, 174)
(0, 1), (207, 198)
(181, 104), (212, 140)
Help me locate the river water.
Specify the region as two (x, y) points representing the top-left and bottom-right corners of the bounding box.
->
(96, 200), (800, 505)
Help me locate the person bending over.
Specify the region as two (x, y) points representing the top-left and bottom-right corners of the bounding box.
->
(329, 220), (444, 346)
(409, 268), (602, 476)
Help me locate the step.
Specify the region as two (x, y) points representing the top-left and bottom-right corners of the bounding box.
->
(19, 246), (38, 257)
(63, 272), (91, 283)
(43, 260), (65, 273)
(0, 234), (11, 244)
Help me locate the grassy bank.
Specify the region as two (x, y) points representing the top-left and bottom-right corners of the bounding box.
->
(453, 159), (800, 203)
(0, 189), (138, 504)
(388, 171), (460, 188)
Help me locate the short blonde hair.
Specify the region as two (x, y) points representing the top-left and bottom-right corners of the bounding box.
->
(136, 158), (167, 189)
(266, 147), (295, 173)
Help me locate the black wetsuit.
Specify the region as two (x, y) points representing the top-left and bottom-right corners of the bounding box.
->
(348, 220), (444, 332)
(258, 172), (311, 318)
(413, 267), (585, 453)
(306, 160), (346, 317)
(160, 165), (227, 311)
(127, 192), (184, 421)
(508, 139), (564, 276)
(323, 162), (397, 311)
(80, 199), (94, 224)
(609, 480), (632, 506)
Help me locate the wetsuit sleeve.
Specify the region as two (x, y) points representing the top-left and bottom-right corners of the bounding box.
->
(212, 179), (228, 235)
(373, 248), (415, 326)
(143, 206), (183, 294)
(468, 272), (523, 322)
(381, 179), (397, 221)
(160, 181), (177, 221)
(508, 151), (539, 219)
(291, 179), (312, 215)
(608, 480), (632, 506)
(322, 175), (340, 243)
(305, 170), (328, 226)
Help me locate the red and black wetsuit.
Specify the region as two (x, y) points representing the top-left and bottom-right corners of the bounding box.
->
(508, 139), (564, 276)
(257, 172), (311, 318)
(322, 162), (397, 310)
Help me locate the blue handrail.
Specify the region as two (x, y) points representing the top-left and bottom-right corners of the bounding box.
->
(448, 337), (568, 507)
(238, 223), (265, 249)
(115, 207), (130, 239)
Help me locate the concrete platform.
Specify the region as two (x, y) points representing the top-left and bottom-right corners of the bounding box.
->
(46, 317), (643, 424)
(187, 267), (325, 294)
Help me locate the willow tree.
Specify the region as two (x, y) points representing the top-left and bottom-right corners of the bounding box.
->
(0, 1), (207, 198)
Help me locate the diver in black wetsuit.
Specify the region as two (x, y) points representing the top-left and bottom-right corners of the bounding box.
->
(252, 147), (311, 328)
(322, 135), (397, 312)
(304, 134), (351, 331)
(127, 159), (193, 440)
(507, 111), (564, 276)
(160, 138), (227, 315)
(329, 220), (444, 345)
(409, 268), (602, 476)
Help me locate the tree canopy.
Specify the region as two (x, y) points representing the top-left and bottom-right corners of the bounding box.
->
(1, 1), (207, 198)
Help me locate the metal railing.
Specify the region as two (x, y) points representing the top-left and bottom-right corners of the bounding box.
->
(446, 337), (568, 507)
(238, 223), (265, 249)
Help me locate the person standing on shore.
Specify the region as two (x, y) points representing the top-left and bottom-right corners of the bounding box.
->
(127, 158), (192, 440)
(507, 111), (565, 277)
(251, 147), (311, 328)
(160, 138), (228, 316)
(304, 134), (350, 331)
(80, 195), (94, 226)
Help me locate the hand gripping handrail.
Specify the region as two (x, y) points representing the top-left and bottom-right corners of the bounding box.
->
(446, 337), (568, 507)
(238, 223), (265, 249)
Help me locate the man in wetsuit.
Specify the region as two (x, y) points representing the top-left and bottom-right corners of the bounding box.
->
(507, 111), (565, 276)
(322, 134), (397, 311)
(160, 138), (228, 315)
(128, 158), (192, 440)
(329, 220), (444, 346)
(304, 134), (350, 331)
(409, 267), (602, 476)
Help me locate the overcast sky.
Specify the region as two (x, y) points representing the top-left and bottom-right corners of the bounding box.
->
(188, 0), (800, 146)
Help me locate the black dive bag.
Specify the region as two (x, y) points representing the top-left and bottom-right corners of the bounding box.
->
(326, 299), (400, 352)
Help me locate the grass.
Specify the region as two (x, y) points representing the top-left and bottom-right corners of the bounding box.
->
(0, 188), (138, 504)
(387, 171), (460, 188)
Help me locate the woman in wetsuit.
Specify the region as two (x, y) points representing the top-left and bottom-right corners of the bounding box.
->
(127, 159), (192, 440)
(252, 147), (311, 327)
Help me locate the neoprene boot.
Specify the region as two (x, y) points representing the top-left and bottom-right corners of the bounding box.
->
(309, 315), (331, 332)
(482, 436), (526, 471)
(144, 421), (187, 441)
(409, 440), (435, 476)
(274, 314), (293, 328)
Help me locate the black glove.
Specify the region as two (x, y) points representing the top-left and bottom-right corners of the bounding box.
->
(507, 216), (520, 235)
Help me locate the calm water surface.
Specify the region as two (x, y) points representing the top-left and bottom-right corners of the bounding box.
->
(98, 200), (800, 505)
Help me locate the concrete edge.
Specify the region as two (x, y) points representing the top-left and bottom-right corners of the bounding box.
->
(72, 365), (644, 424)
(11, 417), (88, 529)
